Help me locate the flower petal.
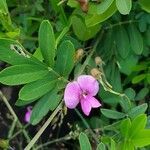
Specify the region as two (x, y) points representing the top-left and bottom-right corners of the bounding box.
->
(77, 75), (99, 96)
(64, 81), (80, 109)
(80, 99), (92, 116)
(87, 97), (101, 108)
(25, 111), (31, 123)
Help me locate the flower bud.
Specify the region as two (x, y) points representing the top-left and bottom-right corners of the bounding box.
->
(75, 48), (84, 61)
(90, 68), (101, 79)
(77, 0), (88, 12)
(95, 56), (102, 65)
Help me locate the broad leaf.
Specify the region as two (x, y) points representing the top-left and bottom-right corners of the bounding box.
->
(101, 109), (126, 119)
(135, 87), (149, 101)
(132, 74), (146, 84)
(79, 132), (92, 150)
(120, 118), (131, 138)
(114, 26), (130, 58)
(30, 89), (61, 125)
(128, 24), (143, 55)
(132, 129), (150, 147)
(0, 64), (49, 85)
(116, 0), (132, 15)
(19, 75), (57, 101)
(129, 114), (147, 138)
(39, 20), (55, 67)
(0, 38), (45, 67)
(55, 40), (75, 77)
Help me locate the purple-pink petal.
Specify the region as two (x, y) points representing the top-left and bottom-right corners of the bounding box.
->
(77, 75), (99, 96)
(80, 99), (92, 116)
(87, 96), (101, 108)
(64, 81), (80, 109)
(24, 107), (32, 123)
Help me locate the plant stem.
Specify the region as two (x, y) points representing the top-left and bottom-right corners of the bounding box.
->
(24, 102), (62, 150)
(35, 135), (71, 150)
(0, 91), (31, 144)
(75, 109), (99, 143)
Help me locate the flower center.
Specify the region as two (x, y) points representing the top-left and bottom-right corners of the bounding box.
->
(80, 91), (88, 99)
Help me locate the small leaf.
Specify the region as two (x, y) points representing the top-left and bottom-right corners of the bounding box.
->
(89, 0), (114, 14)
(128, 24), (143, 55)
(135, 87), (149, 101)
(79, 132), (92, 150)
(96, 142), (106, 150)
(101, 109), (126, 119)
(39, 20), (55, 67)
(128, 103), (148, 119)
(132, 74), (146, 84)
(116, 0), (132, 15)
(19, 75), (57, 101)
(119, 97), (132, 113)
(129, 114), (147, 138)
(124, 88), (136, 100)
(71, 15), (101, 41)
(30, 89), (61, 125)
(120, 118), (131, 138)
(0, 64), (49, 85)
(85, 1), (117, 27)
(55, 40), (75, 77)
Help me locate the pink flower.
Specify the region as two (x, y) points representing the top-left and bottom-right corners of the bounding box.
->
(64, 75), (101, 116)
(24, 106), (32, 123)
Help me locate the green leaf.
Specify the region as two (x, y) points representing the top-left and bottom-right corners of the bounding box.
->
(30, 89), (61, 125)
(55, 40), (75, 77)
(120, 118), (131, 138)
(129, 114), (147, 138)
(114, 26), (130, 58)
(101, 109), (126, 119)
(96, 142), (106, 150)
(15, 99), (36, 106)
(139, 0), (150, 13)
(110, 139), (116, 150)
(119, 140), (134, 150)
(89, 0), (114, 14)
(124, 88), (136, 100)
(128, 103), (148, 119)
(132, 74), (146, 84)
(19, 75), (57, 101)
(128, 24), (143, 55)
(0, 38), (45, 66)
(132, 129), (150, 147)
(135, 87), (149, 101)
(118, 53), (138, 75)
(116, 0), (132, 15)
(0, 64), (49, 85)
(119, 97), (131, 113)
(39, 20), (55, 67)
(85, 1), (117, 27)
(79, 132), (92, 150)
(71, 15), (101, 41)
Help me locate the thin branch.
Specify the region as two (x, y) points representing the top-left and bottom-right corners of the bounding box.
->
(24, 102), (62, 150)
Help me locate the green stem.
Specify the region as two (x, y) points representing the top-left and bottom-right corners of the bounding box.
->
(0, 91), (31, 144)
(35, 135), (71, 150)
(24, 102), (62, 150)
(105, 20), (138, 30)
